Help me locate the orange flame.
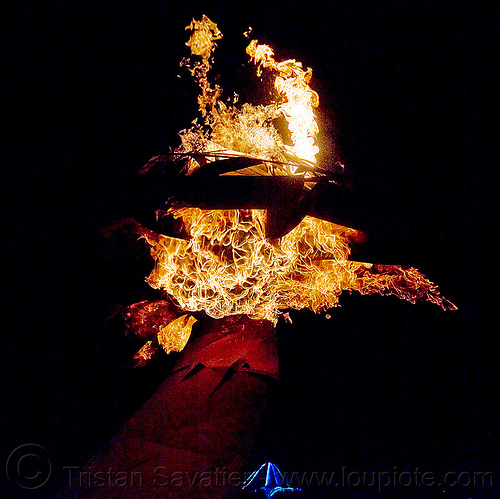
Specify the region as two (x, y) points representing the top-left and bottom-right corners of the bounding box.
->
(178, 16), (316, 176)
(136, 209), (455, 325)
(157, 314), (197, 353)
(246, 39), (320, 167)
(127, 16), (455, 360)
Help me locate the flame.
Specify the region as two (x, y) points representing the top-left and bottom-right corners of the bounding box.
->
(157, 314), (197, 353)
(246, 39), (320, 167)
(127, 302), (197, 364)
(133, 341), (155, 367)
(136, 209), (454, 325)
(177, 16), (321, 176)
(124, 16), (455, 360)
(182, 15), (223, 117)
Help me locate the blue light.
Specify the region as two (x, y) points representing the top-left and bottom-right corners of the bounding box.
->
(242, 462), (303, 497)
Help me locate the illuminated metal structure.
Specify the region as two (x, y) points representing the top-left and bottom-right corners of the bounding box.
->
(241, 462), (303, 497)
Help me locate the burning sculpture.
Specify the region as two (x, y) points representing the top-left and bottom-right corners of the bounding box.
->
(56, 15), (455, 498)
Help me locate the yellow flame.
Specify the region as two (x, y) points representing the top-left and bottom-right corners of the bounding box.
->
(157, 314), (197, 354)
(138, 209), (454, 325)
(246, 39), (320, 167)
(185, 15), (222, 60)
(133, 340), (155, 367)
(178, 15), (321, 176)
(128, 16), (455, 357)
(182, 15), (223, 116)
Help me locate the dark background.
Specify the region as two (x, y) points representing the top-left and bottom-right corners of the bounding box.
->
(2, 1), (497, 497)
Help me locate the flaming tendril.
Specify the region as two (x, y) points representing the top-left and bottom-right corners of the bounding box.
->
(137, 209), (455, 325)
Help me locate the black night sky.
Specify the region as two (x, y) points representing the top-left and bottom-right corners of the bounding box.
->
(2, 1), (497, 498)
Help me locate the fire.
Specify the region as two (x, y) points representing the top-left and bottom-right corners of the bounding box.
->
(246, 39), (320, 167)
(182, 15), (223, 117)
(177, 15), (320, 177)
(126, 16), (455, 360)
(136, 208), (455, 326)
(156, 314), (197, 353)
